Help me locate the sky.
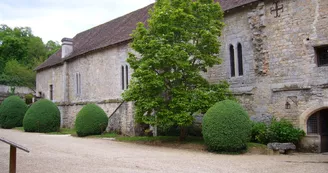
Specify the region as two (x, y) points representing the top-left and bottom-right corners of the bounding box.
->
(0, 0), (155, 43)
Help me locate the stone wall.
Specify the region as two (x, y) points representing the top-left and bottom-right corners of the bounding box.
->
(36, 65), (64, 102)
(36, 43), (136, 136)
(207, 0), (328, 152)
(57, 101), (136, 136)
(0, 85), (34, 104)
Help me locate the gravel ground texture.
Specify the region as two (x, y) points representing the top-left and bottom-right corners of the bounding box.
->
(0, 129), (327, 173)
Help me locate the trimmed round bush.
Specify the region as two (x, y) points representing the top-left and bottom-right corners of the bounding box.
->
(75, 104), (108, 137)
(202, 100), (251, 152)
(23, 99), (60, 133)
(0, 96), (28, 129)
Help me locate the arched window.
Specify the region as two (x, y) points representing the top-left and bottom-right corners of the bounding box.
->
(237, 43), (244, 76)
(307, 113), (318, 134)
(229, 45), (235, 77)
(126, 65), (129, 89)
(121, 66), (125, 90)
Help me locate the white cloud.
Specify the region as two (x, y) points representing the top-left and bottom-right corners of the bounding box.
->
(0, 0), (155, 43)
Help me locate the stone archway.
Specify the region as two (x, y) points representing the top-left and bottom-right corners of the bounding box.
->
(300, 104), (328, 153)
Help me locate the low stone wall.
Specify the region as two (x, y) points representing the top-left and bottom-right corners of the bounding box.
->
(57, 101), (137, 136)
(0, 85), (34, 104)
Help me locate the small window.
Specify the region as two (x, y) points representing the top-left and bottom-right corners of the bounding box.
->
(126, 65), (129, 89)
(75, 73), (81, 96)
(49, 85), (53, 101)
(237, 43), (244, 76)
(229, 45), (235, 77)
(316, 45), (328, 66)
(307, 114), (318, 134)
(121, 66), (125, 90)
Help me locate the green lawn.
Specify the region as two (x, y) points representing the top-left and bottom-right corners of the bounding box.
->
(14, 127), (77, 136)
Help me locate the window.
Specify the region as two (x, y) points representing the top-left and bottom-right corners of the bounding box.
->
(49, 85), (53, 101)
(316, 45), (328, 66)
(229, 45), (235, 77)
(75, 73), (81, 96)
(121, 66), (125, 90)
(126, 65), (129, 89)
(307, 114), (318, 134)
(237, 43), (244, 76)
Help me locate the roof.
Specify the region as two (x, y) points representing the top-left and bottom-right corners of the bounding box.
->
(36, 0), (259, 71)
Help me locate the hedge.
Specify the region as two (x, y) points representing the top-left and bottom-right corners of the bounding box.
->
(0, 95), (28, 129)
(75, 104), (108, 137)
(202, 100), (251, 152)
(23, 99), (60, 133)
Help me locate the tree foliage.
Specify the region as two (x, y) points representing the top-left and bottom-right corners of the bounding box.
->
(0, 24), (60, 88)
(123, 0), (232, 139)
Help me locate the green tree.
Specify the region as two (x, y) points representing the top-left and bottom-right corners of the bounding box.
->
(0, 60), (36, 88)
(45, 40), (60, 58)
(123, 0), (231, 140)
(0, 24), (59, 88)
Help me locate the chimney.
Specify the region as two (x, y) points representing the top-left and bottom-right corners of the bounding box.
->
(61, 38), (73, 58)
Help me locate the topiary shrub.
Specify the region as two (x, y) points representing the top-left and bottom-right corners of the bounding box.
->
(0, 95), (28, 129)
(23, 99), (60, 133)
(267, 118), (305, 144)
(75, 104), (108, 137)
(202, 100), (251, 152)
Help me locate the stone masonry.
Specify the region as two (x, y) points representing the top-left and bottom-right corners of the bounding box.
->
(206, 0), (328, 152)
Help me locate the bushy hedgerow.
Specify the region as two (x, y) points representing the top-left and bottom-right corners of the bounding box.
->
(23, 99), (60, 133)
(251, 119), (305, 144)
(0, 96), (28, 129)
(75, 104), (108, 137)
(202, 100), (251, 152)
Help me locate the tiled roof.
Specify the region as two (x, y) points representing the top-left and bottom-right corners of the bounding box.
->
(36, 0), (259, 71)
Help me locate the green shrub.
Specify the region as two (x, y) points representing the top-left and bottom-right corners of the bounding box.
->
(267, 119), (305, 144)
(0, 96), (28, 129)
(23, 99), (60, 133)
(75, 104), (108, 137)
(251, 122), (269, 144)
(250, 119), (305, 145)
(202, 100), (251, 152)
(24, 94), (33, 105)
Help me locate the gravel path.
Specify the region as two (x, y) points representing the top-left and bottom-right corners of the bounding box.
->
(0, 129), (327, 173)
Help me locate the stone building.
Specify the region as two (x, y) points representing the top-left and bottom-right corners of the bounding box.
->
(36, 0), (328, 152)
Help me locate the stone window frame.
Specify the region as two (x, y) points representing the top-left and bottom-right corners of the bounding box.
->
(75, 72), (81, 96)
(229, 44), (235, 77)
(121, 66), (125, 90)
(315, 45), (328, 67)
(229, 43), (245, 78)
(49, 84), (53, 101)
(125, 65), (129, 89)
(122, 65), (129, 90)
(237, 43), (244, 76)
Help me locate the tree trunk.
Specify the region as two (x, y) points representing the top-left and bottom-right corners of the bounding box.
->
(179, 126), (187, 141)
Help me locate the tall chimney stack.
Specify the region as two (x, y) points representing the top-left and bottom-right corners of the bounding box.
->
(61, 38), (73, 58)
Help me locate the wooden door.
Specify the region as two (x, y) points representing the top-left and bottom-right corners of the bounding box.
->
(320, 109), (328, 152)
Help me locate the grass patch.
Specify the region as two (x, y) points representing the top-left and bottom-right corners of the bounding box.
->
(116, 136), (204, 145)
(90, 132), (119, 138)
(247, 142), (267, 149)
(47, 128), (77, 136)
(14, 127), (24, 131)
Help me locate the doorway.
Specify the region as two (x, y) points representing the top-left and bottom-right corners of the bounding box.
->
(307, 109), (328, 152)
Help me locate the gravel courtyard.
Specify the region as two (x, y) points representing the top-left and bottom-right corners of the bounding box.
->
(0, 129), (327, 173)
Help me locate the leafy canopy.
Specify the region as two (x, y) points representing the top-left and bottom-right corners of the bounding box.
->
(123, 0), (232, 132)
(0, 24), (60, 88)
